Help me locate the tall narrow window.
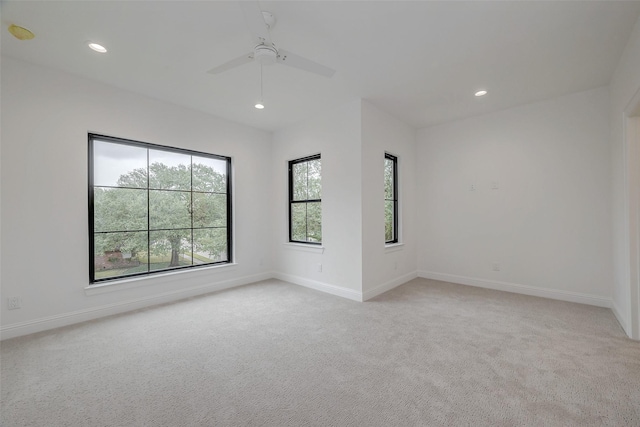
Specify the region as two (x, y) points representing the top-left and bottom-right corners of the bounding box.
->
(385, 153), (398, 244)
(89, 134), (232, 283)
(289, 154), (322, 244)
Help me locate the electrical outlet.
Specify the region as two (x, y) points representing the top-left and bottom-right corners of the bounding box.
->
(492, 262), (500, 272)
(317, 263), (322, 272)
(7, 297), (21, 310)
(470, 184), (477, 191)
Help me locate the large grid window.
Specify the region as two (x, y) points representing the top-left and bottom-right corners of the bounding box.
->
(89, 134), (232, 283)
(289, 154), (322, 244)
(385, 153), (398, 244)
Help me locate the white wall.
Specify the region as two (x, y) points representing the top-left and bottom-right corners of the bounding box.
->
(361, 101), (417, 299)
(0, 59), (418, 338)
(1, 57), (273, 339)
(271, 100), (419, 301)
(4, 27), (634, 339)
(416, 87), (612, 306)
(271, 100), (363, 300)
(610, 14), (640, 338)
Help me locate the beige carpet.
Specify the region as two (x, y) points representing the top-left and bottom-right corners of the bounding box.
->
(1, 278), (639, 426)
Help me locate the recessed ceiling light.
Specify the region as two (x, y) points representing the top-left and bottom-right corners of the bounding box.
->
(475, 90), (488, 97)
(8, 24), (35, 40)
(254, 102), (265, 109)
(88, 42), (107, 53)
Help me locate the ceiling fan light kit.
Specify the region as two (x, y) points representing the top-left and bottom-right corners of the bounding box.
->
(254, 44), (278, 65)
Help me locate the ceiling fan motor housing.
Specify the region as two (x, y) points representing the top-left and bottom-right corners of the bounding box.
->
(207, 5), (335, 77)
(254, 44), (278, 65)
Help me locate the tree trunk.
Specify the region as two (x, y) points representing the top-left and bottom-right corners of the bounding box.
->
(170, 249), (180, 267)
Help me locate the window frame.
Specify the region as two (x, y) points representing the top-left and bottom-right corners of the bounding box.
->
(385, 152), (399, 245)
(88, 133), (232, 284)
(288, 154), (322, 245)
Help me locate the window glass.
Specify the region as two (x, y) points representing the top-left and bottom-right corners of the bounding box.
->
(148, 150), (191, 191)
(192, 156), (227, 193)
(94, 187), (148, 232)
(89, 134), (231, 283)
(289, 155), (322, 244)
(385, 153), (398, 244)
(93, 140), (147, 188)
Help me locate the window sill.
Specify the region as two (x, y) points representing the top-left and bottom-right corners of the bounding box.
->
(385, 243), (404, 253)
(85, 262), (238, 296)
(282, 242), (325, 254)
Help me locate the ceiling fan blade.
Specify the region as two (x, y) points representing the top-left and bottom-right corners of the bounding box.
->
(239, 1), (272, 45)
(277, 49), (336, 78)
(207, 52), (254, 74)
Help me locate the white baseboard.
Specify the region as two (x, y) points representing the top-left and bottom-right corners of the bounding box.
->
(611, 300), (630, 336)
(3, 269), (617, 341)
(362, 271), (418, 301)
(273, 272), (363, 302)
(418, 270), (612, 308)
(0, 272), (273, 341)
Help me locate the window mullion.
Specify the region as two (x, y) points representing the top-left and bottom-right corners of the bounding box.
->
(305, 202), (309, 241)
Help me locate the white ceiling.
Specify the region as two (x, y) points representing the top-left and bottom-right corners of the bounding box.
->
(2, 1), (640, 132)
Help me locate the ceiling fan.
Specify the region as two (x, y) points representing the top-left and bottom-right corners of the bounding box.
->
(207, 1), (335, 78)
